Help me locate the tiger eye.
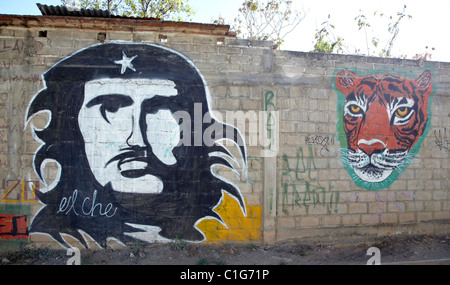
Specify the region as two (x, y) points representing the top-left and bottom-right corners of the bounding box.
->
(395, 107), (410, 118)
(350, 105), (361, 114)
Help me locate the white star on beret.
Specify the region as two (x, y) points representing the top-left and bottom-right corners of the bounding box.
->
(114, 52), (138, 74)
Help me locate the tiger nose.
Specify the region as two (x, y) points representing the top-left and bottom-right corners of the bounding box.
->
(357, 104), (390, 155)
(358, 138), (387, 155)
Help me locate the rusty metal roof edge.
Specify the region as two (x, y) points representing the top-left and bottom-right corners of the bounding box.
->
(36, 3), (165, 20)
(37, 3), (112, 18)
(2, 5), (234, 36)
(0, 14), (232, 29)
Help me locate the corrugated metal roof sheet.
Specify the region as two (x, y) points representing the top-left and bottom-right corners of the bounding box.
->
(36, 3), (112, 18)
(0, 14), (236, 37)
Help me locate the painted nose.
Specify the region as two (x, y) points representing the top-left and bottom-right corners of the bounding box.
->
(358, 138), (387, 155)
(358, 103), (390, 155)
(126, 114), (146, 147)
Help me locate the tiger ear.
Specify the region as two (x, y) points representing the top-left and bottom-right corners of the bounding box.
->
(334, 70), (357, 96)
(416, 70), (433, 98)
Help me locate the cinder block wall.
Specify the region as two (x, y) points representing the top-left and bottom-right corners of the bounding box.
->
(0, 15), (448, 250)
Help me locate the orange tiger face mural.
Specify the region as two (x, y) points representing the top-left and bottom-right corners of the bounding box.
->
(333, 70), (434, 190)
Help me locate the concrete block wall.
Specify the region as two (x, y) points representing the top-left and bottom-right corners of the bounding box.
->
(267, 52), (449, 243)
(0, 15), (448, 250)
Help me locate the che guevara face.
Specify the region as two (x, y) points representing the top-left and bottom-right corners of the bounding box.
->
(28, 43), (248, 245)
(78, 78), (181, 194)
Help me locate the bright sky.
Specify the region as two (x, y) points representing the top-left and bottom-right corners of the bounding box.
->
(2, 0), (450, 62)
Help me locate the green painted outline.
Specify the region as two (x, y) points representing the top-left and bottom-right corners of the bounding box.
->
(331, 66), (436, 191)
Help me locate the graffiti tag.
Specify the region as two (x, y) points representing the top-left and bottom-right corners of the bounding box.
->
(58, 190), (117, 218)
(1, 179), (39, 203)
(280, 145), (339, 215)
(434, 128), (449, 152)
(0, 214), (28, 239)
(305, 135), (335, 156)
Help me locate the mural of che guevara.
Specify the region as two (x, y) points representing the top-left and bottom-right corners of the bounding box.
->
(27, 42), (247, 247)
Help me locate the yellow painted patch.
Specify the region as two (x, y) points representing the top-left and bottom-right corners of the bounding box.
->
(197, 192), (261, 243)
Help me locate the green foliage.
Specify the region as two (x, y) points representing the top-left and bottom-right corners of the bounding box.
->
(129, 240), (145, 255)
(60, 0), (195, 21)
(170, 237), (188, 251)
(353, 5), (412, 57)
(381, 5), (412, 57)
(413, 46), (434, 61)
(233, 0), (305, 47)
(312, 4), (412, 58)
(5, 248), (64, 264)
(62, 1), (417, 59)
(311, 15), (345, 54)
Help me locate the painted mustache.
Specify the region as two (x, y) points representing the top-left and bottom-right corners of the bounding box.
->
(104, 145), (175, 179)
(105, 146), (149, 178)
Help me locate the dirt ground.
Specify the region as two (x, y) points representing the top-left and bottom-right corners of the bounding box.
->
(1, 234), (449, 266)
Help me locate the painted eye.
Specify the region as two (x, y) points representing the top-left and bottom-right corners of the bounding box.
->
(86, 95), (133, 124)
(395, 107), (411, 118)
(349, 105), (362, 114)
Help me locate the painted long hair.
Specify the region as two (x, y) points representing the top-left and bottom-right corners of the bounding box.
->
(27, 43), (247, 247)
